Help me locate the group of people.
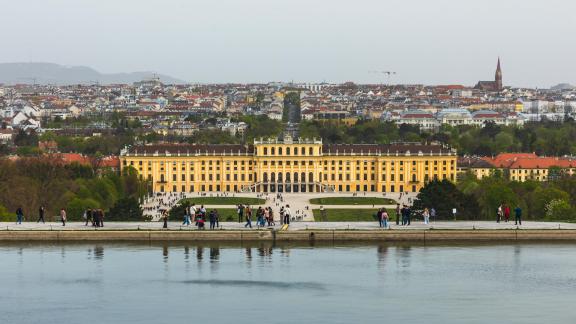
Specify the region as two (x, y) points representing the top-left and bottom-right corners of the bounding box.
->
(236, 203), (292, 228)
(174, 203), (221, 230)
(374, 204), (437, 228)
(14, 206), (68, 226)
(497, 204), (522, 225)
(83, 208), (105, 227)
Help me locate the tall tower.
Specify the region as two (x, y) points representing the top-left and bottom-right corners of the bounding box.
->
(495, 57), (503, 91)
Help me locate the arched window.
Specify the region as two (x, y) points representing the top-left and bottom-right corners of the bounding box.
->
(271, 147), (275, 155)
(412, 174), (417, 182)
(271, 172), (276, 182)
(301, 172), (306, 182)
(278, 147), (283, 155)
(309, 147), (314, 155)
(161, 174), (165, 182)
(286, 172), (291, 182)
(301, 147), (305, 155)
(294, 172), (299, 182)
(286, 147), (291, 155)
(309, 172), (314, 182)
(278, 172), (283, 182)
(263, 172), (268, 182)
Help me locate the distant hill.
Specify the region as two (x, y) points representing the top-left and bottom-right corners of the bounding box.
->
(0, 62), (186, 85)
(550, 83), (575, 91)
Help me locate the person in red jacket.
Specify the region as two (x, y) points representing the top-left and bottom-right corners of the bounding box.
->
(504, 204), (511, 223)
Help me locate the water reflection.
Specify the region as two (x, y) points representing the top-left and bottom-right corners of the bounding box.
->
(196, 247), (203, 262)
(209, 247), (220, 262)
(245, 247), (252, 263)
(94, 246), (104, 261)
(163, 245), (169, 263)
(377, 244), (388, 273)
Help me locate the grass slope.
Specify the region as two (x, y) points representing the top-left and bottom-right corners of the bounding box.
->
(312, 208), (399, 222)
(180, 197), (265, 205)
(309, 197), (396, 205)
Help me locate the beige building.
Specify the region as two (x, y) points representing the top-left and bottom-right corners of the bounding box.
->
(120, 138), (457, 193)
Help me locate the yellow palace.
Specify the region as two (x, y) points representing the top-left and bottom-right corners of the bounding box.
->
(120, 138), (457, 193)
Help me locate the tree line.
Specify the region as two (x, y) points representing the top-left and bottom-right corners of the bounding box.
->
(299, 119), (576, 156)
(0, 158), (147, 222)
(413, 173), (576, 222)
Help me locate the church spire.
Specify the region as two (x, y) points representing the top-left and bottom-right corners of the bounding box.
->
(495, 57), (503, 91)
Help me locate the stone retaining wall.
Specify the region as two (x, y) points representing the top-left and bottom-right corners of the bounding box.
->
(2, 230), (576, 242)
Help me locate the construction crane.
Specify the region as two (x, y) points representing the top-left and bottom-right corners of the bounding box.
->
(368, 71), (397, 85)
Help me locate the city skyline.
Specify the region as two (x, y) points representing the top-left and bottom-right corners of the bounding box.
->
(0, 0), (574, 88)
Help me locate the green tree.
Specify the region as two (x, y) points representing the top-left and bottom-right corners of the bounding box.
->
(545, 199), (576, 222)
(474, 179), (522, 220)
(107, 197), (145, 221)
(14, 129), (39, 147)
(66, 197), (100, 221)
(412, 179), (478, 220)
(528, 187), (570, 220)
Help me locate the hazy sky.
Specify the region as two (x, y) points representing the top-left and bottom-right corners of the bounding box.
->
(1, 0), (574, 87)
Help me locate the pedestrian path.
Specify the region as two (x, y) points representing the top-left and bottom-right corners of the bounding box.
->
(2, 221), (575, 231)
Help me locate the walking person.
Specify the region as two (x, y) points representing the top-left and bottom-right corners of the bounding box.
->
(237, 204), (244, 223)
(162, 210), (168, 229)
(244, 206), (252, 228)
(264, 207), (270, 226)
(93, 209), (99, 227)
(182, 208), (190, 226)
(84, 208), (92, 226)
(99, 209), (104, 227)
(401, 205), (407, 225)
(279, 207), (285, 225)
(395, 203), (401, 225)
(214, 209), (220, 228)
(60, 208), (67, 227)
(284, 205), (291, 225)
(37, 205), (46, 224)
(423, 208), (430, 225)
(377, 209), (384, 228)
(209, 210), (217, 230)
(256, 207), (263, 229)
(381, 209), (389, 229)
(497, 204), (503, 223)
(430, 207), (436, 224)
(514, 206), (522, 225)
(268, 207), (275, 226)
(504, 204), (511, 223)
(16, 207), (24, 225)
(406, 206), (412, 226)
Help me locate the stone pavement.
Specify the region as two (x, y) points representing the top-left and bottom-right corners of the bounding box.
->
(2, 221), (575, 231)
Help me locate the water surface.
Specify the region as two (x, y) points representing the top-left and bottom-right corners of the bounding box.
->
(1, 242), (575, 323)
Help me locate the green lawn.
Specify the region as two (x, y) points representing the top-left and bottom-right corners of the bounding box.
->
(312, 208), (399, 222)
(215, 209), (241, 222)
(180, 197), (265, 205)
(309, 197), (396, 205)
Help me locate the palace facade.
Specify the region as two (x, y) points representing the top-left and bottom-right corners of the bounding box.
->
(120, 138), (457, 193)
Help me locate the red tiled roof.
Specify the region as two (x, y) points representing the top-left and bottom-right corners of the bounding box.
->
(483, 153), (576, 169)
